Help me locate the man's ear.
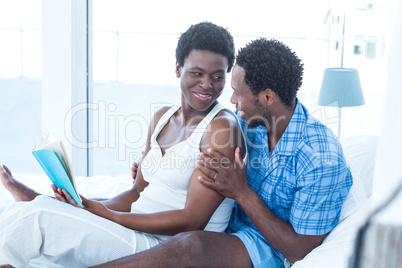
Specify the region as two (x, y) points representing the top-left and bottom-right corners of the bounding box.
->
(259, 88), (275, 105)
(175, 62), (181, 78)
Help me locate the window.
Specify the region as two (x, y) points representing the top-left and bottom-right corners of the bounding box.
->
(1, 0), (388, 176)
(0, 0), (42, 173)
(91, 0), (335, 176)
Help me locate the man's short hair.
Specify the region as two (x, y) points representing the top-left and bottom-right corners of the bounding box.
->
(175, 22), (235, 73)
(236, 38), (304, 108)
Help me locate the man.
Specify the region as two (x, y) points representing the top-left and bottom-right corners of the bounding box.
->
(95, 38), (353, 268)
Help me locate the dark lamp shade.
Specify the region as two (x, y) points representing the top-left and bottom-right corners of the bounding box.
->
(317, 68), (365, 107)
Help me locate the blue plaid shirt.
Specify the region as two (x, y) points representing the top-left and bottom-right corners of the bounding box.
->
(227, 100), (353, 236)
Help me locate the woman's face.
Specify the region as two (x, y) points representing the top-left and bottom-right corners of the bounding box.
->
(176, 49), (228, 112)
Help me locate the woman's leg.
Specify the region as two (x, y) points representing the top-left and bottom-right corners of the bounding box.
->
(0, 196), (161, 267)
(0, 165), (39, 202)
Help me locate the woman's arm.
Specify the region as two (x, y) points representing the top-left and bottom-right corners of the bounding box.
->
(81, 110), (245, 235)
(99, 106), (172, 212)
(54, 106), (171, 212)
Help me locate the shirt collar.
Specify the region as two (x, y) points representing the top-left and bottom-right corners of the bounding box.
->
(272, 99), (307, 156)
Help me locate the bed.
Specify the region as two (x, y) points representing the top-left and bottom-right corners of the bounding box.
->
(0, 135), (379, 267)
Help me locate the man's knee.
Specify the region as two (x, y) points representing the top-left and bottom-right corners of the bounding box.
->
(173, 231), (207, 256)
(171, 231), (251, 267)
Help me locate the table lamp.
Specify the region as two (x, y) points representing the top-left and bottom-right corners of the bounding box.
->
(317, 68), (365, 138)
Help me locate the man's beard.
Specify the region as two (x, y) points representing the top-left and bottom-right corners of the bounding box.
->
(246, 98), (271, 128)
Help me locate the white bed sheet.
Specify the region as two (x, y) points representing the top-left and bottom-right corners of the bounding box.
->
(0, 173), (134, 207)
(0, 173), (135, 267)
(0, 173), (369, 268)
(293, 201), (371, 267)
(0, 135), (379, 267)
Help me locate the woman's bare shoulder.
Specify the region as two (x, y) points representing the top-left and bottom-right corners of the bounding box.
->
(201, 108), (245, 158)
(152, 106), (172, 121)
(212, 109), (240, 128)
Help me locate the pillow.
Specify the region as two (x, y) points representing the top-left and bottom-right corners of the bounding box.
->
(339, 154), (367, 220)
(338, 135), (379, 221)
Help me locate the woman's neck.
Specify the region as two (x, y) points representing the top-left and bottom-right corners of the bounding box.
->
(179, 100), (218, 127)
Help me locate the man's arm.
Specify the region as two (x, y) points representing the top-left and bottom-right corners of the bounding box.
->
(233, 179), (326, 262)
(197, 148), (326, 263)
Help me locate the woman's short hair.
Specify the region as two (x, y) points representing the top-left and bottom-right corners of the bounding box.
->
(176, 22), (235, 73)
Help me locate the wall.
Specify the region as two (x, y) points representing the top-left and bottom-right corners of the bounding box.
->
(372, 0), (402, 206)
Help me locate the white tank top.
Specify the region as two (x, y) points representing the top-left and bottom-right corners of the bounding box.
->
(131, 103), (243, 240)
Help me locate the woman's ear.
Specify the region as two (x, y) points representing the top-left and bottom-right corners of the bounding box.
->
(175, 62), (181, 78)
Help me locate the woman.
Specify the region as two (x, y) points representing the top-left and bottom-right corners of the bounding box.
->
(0, 22), (246, 267)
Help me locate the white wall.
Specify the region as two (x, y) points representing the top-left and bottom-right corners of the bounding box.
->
(372, 0), (402, 206)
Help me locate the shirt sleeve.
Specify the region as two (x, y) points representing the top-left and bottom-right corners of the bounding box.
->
(290, 158), (353, 235)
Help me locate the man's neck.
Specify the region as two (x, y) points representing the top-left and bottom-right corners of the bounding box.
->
(267, 102), (296, 154)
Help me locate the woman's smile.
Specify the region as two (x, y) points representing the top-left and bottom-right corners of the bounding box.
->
(193, 91), (213, 101)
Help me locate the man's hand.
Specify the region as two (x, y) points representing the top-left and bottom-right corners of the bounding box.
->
(196, 147), (248, 201)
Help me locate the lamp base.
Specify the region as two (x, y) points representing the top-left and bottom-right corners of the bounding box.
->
(338, 107), (342, 139)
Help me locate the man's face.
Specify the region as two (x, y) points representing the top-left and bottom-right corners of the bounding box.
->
(230, 65), (269, 127)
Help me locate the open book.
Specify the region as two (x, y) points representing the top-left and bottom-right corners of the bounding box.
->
(32, 133), (82, 207)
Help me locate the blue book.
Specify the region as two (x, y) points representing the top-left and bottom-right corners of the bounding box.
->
(32, 133), (82, 207)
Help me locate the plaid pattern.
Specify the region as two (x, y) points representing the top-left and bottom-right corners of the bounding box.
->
(227, 100), (353, 236)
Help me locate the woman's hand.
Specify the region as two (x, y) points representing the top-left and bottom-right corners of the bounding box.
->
(131, 162), (139, 183)
(80, 195), (115, 221)
(51, 186), (82, 207)
(131, 151), (144, 183)
(53, 187), (116, 220)
(51, 184), (69, 203)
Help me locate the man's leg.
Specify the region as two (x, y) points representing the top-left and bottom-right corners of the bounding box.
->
(0, 165), (39, 202)
(92, 230), (253, 268)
